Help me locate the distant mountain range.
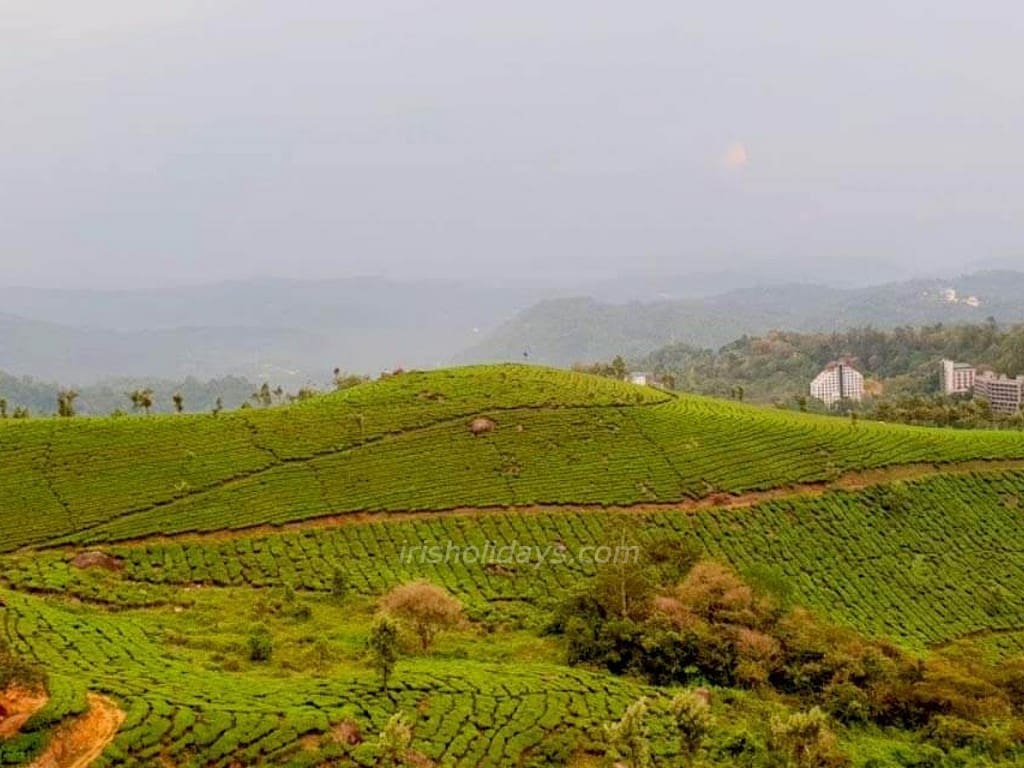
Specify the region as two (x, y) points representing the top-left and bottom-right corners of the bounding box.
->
(460, 271), (1024, 366)
(3, 270), (1023, 385)
(0, 272), (778, 384)
(0, 277), (536, 384)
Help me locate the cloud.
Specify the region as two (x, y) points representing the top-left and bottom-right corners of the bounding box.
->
(721, 141), (749, 170)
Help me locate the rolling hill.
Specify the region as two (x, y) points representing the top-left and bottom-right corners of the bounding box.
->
(463, 271), (1024, 365)
(4, 365), (1024, 766)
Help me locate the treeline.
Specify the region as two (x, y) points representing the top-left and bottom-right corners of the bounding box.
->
(639, 323), (1024, 403)
(0, 372), (256, 417)
(0, 368), (371, 419)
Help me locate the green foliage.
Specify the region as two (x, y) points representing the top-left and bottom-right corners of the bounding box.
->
(0, 637), (47, 691)
(6, 365), (1024, 553)
(377, 712), (413, 767)
(248, 627), (273, 661)
(670, 689), (714, 765)
(368, 616), (400, 694)
(604, 697), (652, 768)
(768, 707), (848, 768)
(5, 364), (1024, 766)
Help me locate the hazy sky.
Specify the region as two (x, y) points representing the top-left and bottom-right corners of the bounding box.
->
(2, 1), (1023, 289)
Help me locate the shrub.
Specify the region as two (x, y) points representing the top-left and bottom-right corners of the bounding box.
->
(248, 629), (273, 662)
(768, 707), (848, 768)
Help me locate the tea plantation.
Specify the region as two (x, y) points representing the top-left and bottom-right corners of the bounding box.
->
(3, 365), (1024, 766)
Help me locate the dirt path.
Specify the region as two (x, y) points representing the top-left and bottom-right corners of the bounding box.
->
(30, 693), (124, 768)
(0, 687), (48, 739)
(99, 457), (1024, 549)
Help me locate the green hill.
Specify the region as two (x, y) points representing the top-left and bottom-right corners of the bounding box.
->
(5, 365), (1024, 766)
(4, 364), (1024, 551)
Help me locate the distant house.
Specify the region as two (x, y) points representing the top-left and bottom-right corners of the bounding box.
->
(810, 361), (864, 407)
(628, 372), (652, 387)
(941, 359), (976, 395)
(974, 372), (1024, 415)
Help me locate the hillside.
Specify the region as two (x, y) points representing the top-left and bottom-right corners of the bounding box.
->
(5, 365), (1024, 766)
(462, 270), (1024, 366)
(5, 364), (1024, 552)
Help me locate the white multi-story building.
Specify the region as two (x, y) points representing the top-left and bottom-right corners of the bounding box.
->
(974, 372), (1024, 416)
(941, 359), (976, 395)
(810, 361), (864, 407)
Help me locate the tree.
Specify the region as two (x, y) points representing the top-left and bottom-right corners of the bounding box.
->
(377, 712), (413, 767)
(127, 388), (154, 415)
(333, 368), (368, 391)
(380, 581), (464, 651)
(768, 707), (847, 768)
(592, 523), (653, 621)
(604, 697), (652, 768)
(611, 355), (628, 380)
(368, 616), (400, 695)
(331, 567), (349, 602)
(670, 690), (713, 766)
(212, 397), (223, 416)
(172, 392), (185, 413)
(0, 398), (6, 418)
(57, 389), (78, 418)
(251, 382), (275, 408)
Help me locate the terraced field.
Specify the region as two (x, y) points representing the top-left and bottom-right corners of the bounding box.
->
(4, 364), (1024, 550)
(4, 365), (1024, 766)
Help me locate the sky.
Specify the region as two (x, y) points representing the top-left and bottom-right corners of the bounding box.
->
(2, 1), (1023, 289)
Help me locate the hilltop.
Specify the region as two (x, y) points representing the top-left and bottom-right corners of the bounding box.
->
(4, 365), (1024, 766)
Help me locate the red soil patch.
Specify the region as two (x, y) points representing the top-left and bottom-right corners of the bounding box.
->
(0, 686), (48, 739)
(30, 693), (124, 768)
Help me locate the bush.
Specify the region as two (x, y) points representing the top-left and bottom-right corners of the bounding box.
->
(248, 630), (273, 662)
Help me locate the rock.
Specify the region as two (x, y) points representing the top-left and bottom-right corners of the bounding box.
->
(70, 551), (125, 572)
(468, 417), (497, 436)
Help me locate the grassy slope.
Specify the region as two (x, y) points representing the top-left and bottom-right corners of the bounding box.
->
(4, 365), (1024, 766)
(3, 364), (1024, 551)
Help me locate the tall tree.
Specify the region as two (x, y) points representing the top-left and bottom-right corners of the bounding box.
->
(57, 389), (78, 418)
(368, 616), (400, 695)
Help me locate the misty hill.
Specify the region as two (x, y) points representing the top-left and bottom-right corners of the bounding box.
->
(461, 271), (1024, 366)
(0, 273), (781, 384)
(0, 278), (533, 383)
(0, 311), (322, 385)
